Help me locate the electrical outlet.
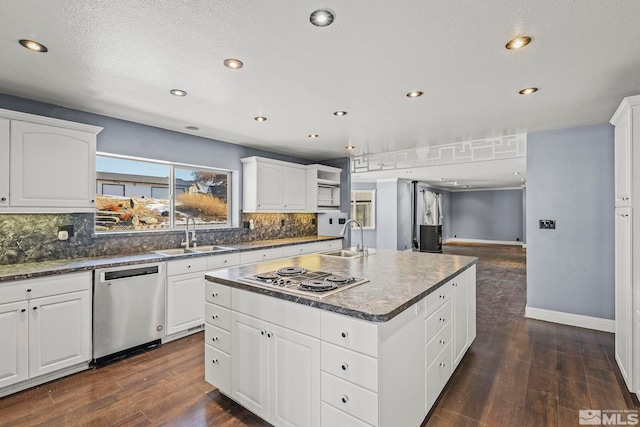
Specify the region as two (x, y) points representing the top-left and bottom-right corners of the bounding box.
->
(58, 224), (74, 237)
(243, 221), (250, 229)
(338, 218), (346, 225)
(311, 218), (316, 225)
(539, 220), (556, 229)
(280, 219), (285, 227)
(329, 218), (333, 225)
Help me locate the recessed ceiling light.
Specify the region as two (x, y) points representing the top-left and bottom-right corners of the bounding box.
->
(334, 111), (347, 116)
(308, 134), (319, 138)
(519, 87), (538, 95)
(513, 172), (520, 175)
(310, 9), (334, 27)
(170, 89), (187, 97)
(19, 39), (48, 52)
(224, 58), (243, 69)
(254, 116), (267, 122)
(346, 144), (355, 150)
(406, 91), (423, 98)
(438, 178), (444, 181)
(453, 181), (459, 185)
(185, 126), (199, 130)
(505, 36), (532, 50)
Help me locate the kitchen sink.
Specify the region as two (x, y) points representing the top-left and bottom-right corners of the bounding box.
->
(319, 249), (363, 259)
(187, 245), (233, 252)
(154, 248), (192, 256)
(153, 246), (234, 256)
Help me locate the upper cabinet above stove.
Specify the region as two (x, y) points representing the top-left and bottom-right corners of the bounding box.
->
(0, 109), (103, 213)
(241, 157), (341, 213)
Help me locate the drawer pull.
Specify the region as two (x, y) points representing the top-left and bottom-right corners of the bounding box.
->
(440, 339), (445, 345)
(224, 260), (228, 263)
(212, 315), (218, 319)
(341, 331), (348, 338)
(341, 395), (349, 404)
(439, 294), (445, 299)
(267, 332), (272, 338)
(21, 309), (26, 313)
(440, 362), (446, 368)
(212, 359), (218, 364)
(212, 337), (219, 341)
(212, 293), (218, 297)
(33, 307), (38, 311)
(341, 363), (349, 371)
(26, 289), (32, 293)
(261, 330), (265, 335)
(0, 197), (6, 202)
(439, 317), (445, 322)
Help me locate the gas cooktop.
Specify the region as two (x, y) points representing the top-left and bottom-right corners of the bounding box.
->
(239, 266), (369, 298)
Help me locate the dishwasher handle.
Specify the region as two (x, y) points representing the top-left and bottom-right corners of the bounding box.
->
(103, 265), (159, 281)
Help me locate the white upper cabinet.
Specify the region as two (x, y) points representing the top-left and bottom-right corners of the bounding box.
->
(242, 157), (308, 212)
(611, 96), (639, 207)
(0, 109), (102, 213)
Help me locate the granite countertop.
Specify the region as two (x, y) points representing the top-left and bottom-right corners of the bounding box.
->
(0, 235), (342, 283)
(205, 249), (478, 322)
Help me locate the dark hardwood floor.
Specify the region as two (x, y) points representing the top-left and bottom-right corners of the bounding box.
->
(0, 243), (635, 426)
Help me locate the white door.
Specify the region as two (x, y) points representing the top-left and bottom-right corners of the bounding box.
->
(10, 120), (96, 208)
(452, 273), (469, 367)
(616, 207), (632, 388)
(28, 291), (92, 378)
(0, 118), (9, 207)
(467, 265), (477, 344)
(166, 273), (205, 335)
(231, 312), (270, 418)
(614, 117), (631, 207)
(0, 301), (29, 388)
(256, 163), (283, 210)
(282, 166), (307, 210)
(269, 323), (320, 427)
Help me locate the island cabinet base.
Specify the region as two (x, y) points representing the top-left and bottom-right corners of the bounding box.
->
(204, 264), (477, 427)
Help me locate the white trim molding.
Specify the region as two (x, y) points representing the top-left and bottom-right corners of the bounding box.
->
(525, 306), (615, 333)
(445, 238), (523, 246)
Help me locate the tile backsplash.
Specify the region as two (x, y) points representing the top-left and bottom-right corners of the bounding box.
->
(0, 212), (317, 265)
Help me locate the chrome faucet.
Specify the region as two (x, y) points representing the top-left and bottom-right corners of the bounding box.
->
(340, 219), (367, 256)
(181, 216), (197, 248)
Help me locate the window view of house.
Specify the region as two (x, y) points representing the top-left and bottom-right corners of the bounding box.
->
(95, 155), (230, 232)
(350, 190), (375, 229)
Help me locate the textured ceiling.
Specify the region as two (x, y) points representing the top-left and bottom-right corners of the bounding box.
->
(1, 1), (639, 186)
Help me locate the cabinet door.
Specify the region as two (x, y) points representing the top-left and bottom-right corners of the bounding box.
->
(256, 163), (283, 210)
(452, 273), (469, 367)
(0, 301), (29, 388)
(166, 272), (205, 335)
(614, 116), (631, 207)
(616, 207), (632, 388)
(282, 166), (306, 210)
(231, 312), (270, 418)
(10, 120), (96, 208)
(269, 323), (320, 427)
(0, 118), (9, 207)
(28, 290), (92, 378)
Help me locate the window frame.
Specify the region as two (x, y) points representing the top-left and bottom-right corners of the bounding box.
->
(96, 152), (234, 233)
(350, 189), (376, 230)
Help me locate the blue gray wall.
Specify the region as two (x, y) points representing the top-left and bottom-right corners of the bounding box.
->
(526, 123), (614, 320)
(451, 189), (524, 242)
(376, 180), (399, 250)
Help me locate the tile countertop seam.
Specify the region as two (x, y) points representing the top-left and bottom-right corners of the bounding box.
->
(205, 250), (478, 322)
(0, 236), (342, 283)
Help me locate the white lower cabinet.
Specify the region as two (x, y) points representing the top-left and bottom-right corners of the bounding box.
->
(205, 281), (233, 395)
(0, 272), (92, 394)
(232, 311), (320, 427)
(452, 273), (469, 367)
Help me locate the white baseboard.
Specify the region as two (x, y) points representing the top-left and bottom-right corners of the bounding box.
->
(525, 306), (614, 333)
(445, 238), (523, 246)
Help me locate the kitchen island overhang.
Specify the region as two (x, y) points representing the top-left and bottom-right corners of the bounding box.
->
(204, 249), (477, 427)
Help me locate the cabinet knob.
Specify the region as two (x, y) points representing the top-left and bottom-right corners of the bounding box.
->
(440, 362), (446, 368)
(261, 330), (265, 335)
(212, 337), (218, 341)
(341, 331), (348, 338)
(212, 293), (218, 297)
(212, 315), (218, 319)
(440, 339), (445, 345)
(32, 306), (38, 311)
(21, 308), (26, 313)
(341, 363), (348, 371)
(439, 317), (445, 322)
(439, 294), (445, 299)
(187, 265), (191, 269)
(0, 197), (6, 202)
(224, 260), (228, 263)
(267, 332), (272, 338)
(212, 359), (218, 364)
(91, 199), (95, 203)
(341, 395), (349, 404)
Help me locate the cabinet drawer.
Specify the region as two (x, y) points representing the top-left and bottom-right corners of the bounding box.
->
(239, 247), (283, 264)
(425, 343), (452, 412)
(205, 281), (231, 307)
(204, 302), (231, 330)
(0, 271), (91, 304)
(167, 257), (208, 276)
(321, 311), (378, 358)
(425, 300), (451, 343)
(321, 342), (378, 392)
(321, 402), (373, 427)
(424, 283), (452, 318)
(312, 240), (340, 252)
(207, 252), (240, 270)
(205, 323), (231, 353)
(321, 372), (378, 426)
(205, 344), (231, 395)
(425, 321), (452, 367)
(281, 244), (314, 257)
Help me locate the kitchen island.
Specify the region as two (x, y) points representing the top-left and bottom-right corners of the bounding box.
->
(204, 249), (477, 427)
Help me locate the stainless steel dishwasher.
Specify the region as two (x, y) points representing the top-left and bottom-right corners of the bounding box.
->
(93, 263), (166, 364)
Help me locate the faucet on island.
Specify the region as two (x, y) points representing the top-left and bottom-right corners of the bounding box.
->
(181, 215), (197, 248)
(340, 218), (368, 256)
